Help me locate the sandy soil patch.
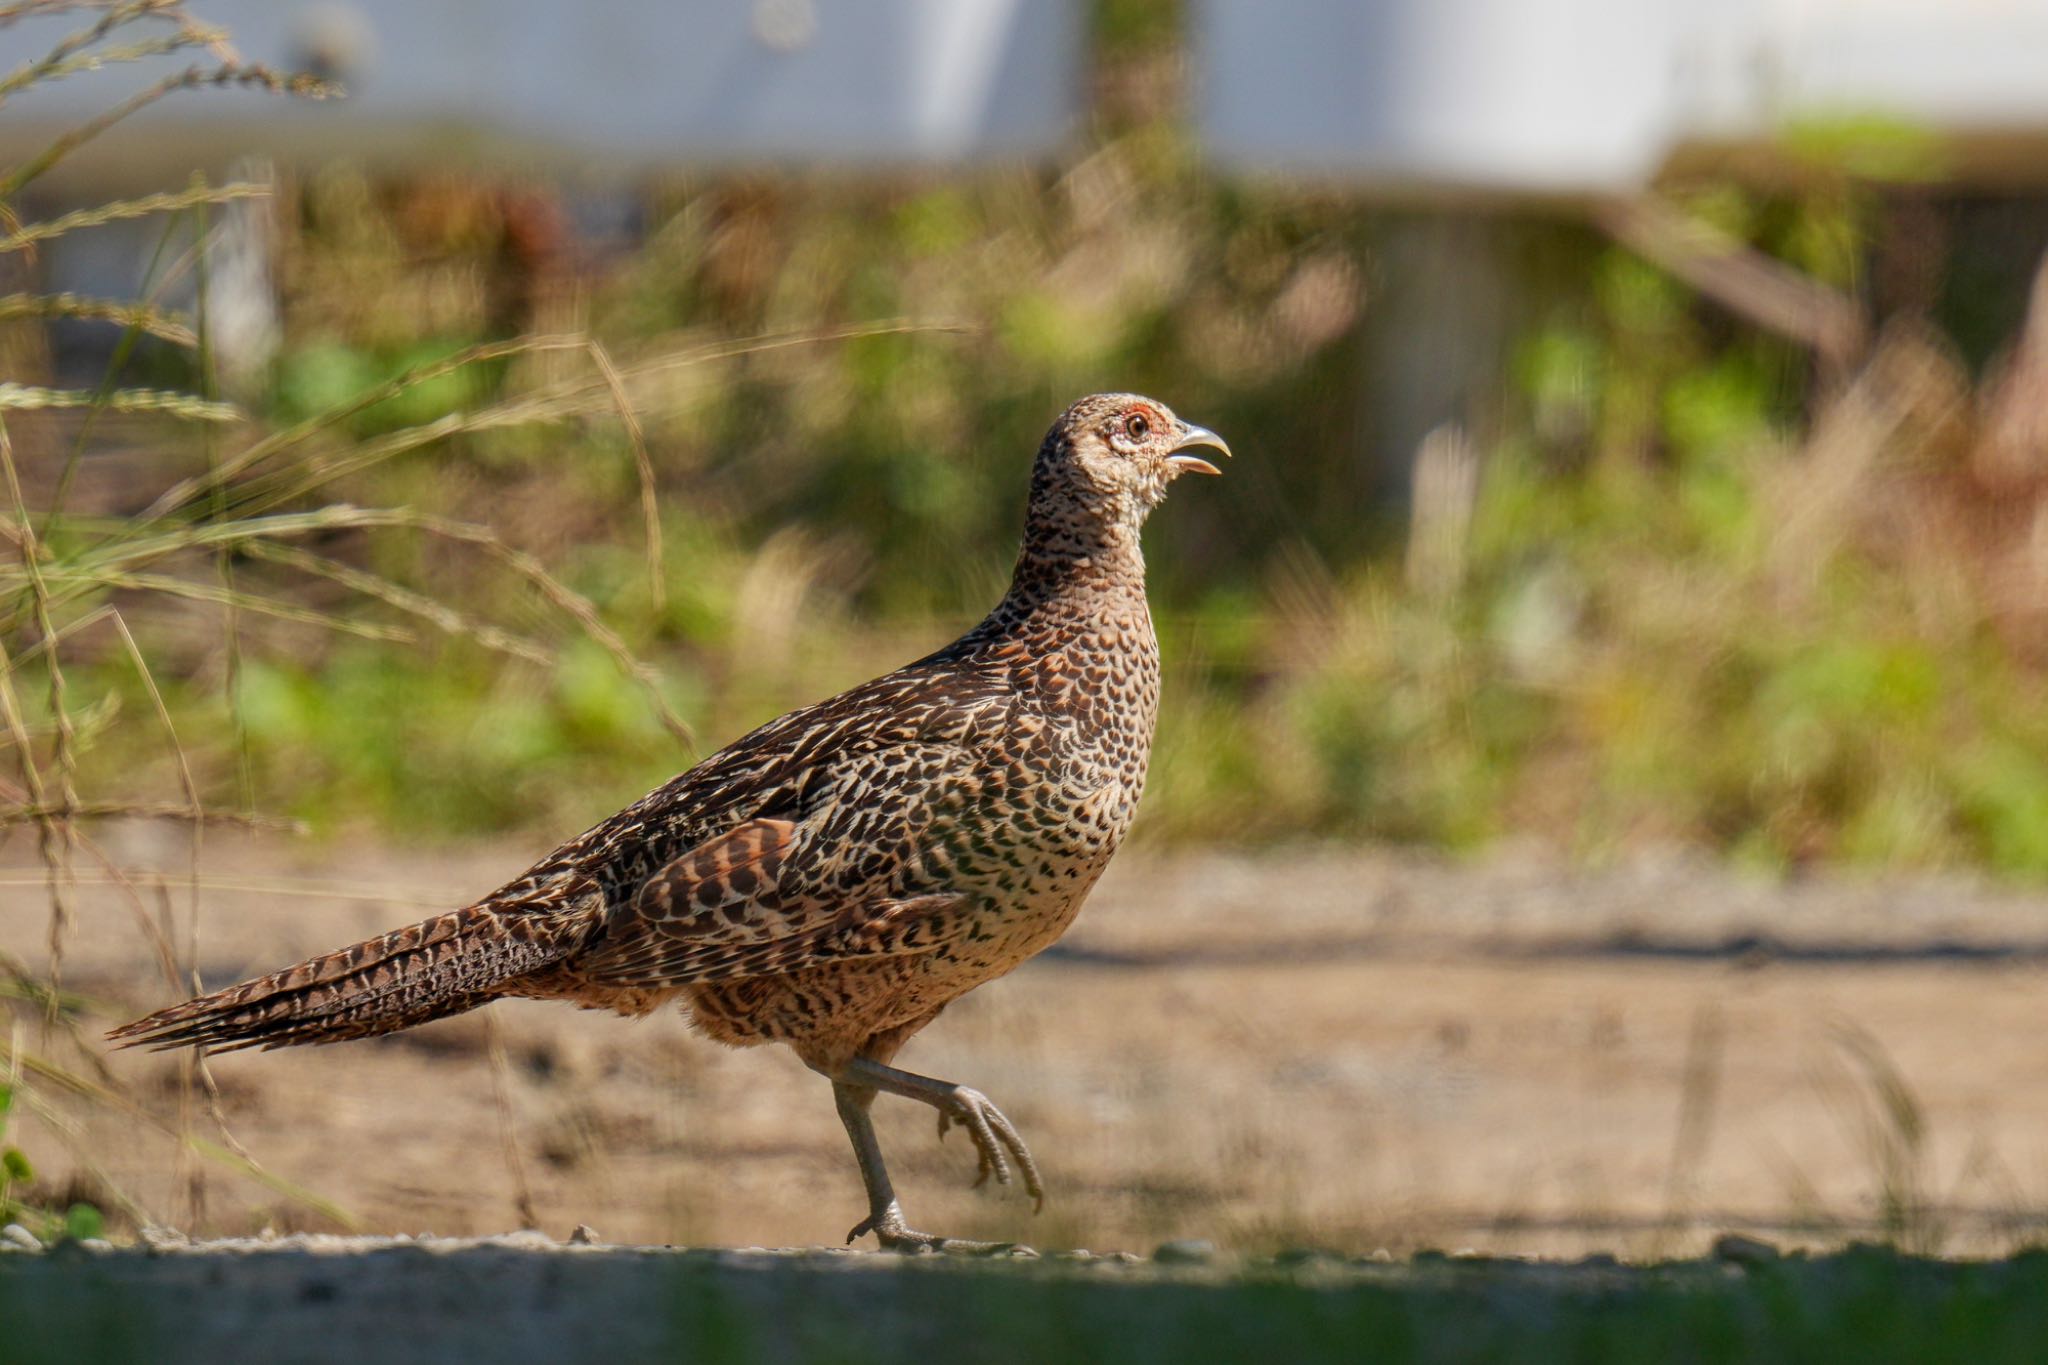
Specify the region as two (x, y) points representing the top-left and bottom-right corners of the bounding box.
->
(7, 832), (2048, 1256)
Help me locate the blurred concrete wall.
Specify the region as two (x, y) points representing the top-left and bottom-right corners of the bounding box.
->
(1198, 0), (2048, 193)
(0, 0), (1084, 181)
(8, 1), (2048, 188)
(10, 1), (2048, 190)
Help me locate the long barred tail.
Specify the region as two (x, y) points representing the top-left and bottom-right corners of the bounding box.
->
(108, 905), (579, 1052)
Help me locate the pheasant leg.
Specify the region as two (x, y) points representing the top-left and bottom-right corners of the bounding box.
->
(839, 1056), (1046, 1210)
(832, 1080), (1013, 1253)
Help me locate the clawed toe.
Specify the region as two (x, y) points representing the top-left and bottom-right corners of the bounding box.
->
(937, 1086), (1045, 1211)
(848, 1199), (1021, 1256)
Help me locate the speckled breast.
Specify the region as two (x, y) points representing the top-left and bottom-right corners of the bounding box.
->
(945, 598), (1161, 960)
(688, 600), (1162, 1054)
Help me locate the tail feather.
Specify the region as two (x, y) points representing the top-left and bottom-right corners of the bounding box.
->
(109, 905), (579, 1052)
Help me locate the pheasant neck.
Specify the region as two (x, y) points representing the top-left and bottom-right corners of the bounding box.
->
(999, 509), (1148, 619)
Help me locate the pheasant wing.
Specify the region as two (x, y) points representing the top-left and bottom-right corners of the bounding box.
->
(576, 817), (974, 987)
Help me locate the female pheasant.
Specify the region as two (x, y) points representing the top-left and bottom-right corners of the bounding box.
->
(112, 392), (1229, 1251)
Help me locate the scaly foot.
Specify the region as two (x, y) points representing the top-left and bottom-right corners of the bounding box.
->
(934, 1085), (1045, 1211)
(845, 1199), (1023, 1256)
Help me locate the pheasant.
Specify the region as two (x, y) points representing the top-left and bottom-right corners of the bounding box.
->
(111, 392), (1228, 1251)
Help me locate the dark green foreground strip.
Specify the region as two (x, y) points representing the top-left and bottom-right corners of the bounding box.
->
(4, 1238), (2048, 1365)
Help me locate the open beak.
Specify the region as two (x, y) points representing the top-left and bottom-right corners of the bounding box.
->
(1167, 422), (1231, 477)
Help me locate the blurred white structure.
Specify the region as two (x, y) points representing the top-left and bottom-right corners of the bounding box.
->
(0, 0), (1082, 178)
(6, 0), (2048, 189)
(1198, 0), (2048, 192)
(1199, 0), (1682, 193)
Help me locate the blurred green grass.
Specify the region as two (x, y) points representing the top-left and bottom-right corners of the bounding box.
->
(8, 1244), (2048, 1365)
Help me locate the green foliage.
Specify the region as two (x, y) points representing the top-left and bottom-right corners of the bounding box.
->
(61, 1202), (104, 1242)
(273, 337), (505, 434)
(38, 164), (2048, 879)
(1781, 114), (1949, 185)
(0, 1079), (103, 1246)
(1139, 188), (2048, 875)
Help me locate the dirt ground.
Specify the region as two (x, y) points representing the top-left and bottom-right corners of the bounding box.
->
(9, 827), (2048, 1258)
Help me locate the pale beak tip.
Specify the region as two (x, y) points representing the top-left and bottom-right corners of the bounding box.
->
(1169, 421), (1231, 476)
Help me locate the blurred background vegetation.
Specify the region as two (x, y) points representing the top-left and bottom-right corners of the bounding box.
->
(7, 0), (2048, 879)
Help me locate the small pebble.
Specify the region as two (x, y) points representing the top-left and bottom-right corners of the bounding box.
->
(1105, 1250), (1141, 1264)
(79, 1239), (113, 1253)
(2, 1224), (42, 1252)
(1152, 1238), (1217, 1265)
(1366, 1248), (1394, 1263)
(568, 1225), (600, 1246)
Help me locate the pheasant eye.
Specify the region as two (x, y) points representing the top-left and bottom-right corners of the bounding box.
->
(1124, 413), (1149, 441)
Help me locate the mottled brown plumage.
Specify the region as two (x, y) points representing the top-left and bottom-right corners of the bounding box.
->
(111, 392), (1228, 1250)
